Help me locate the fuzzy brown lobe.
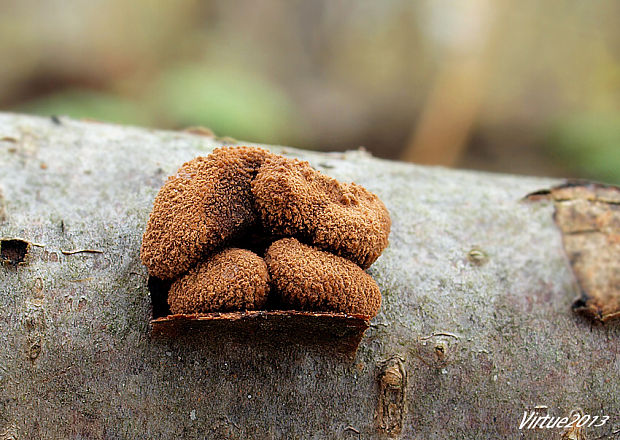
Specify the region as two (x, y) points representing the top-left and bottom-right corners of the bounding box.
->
(252, 156), (391, 269)
(168, 248), (270, 314)
(140, 146), (272, 279)
(265, 238), (381, 317)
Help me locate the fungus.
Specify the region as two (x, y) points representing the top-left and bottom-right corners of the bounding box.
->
(143, 147), (390, 325)
(252, 155), (391, 269)
(168, 248), (270, 314)
(265, 238), (381, 318)
(141, 146), (273, 280)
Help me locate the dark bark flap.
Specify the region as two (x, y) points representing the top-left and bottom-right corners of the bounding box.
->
(151, 310), (370, 354)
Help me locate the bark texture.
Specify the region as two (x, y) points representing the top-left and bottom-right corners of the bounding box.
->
(0, 113), (618, 439)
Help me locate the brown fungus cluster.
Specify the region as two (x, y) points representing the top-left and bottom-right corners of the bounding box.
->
(141, 146), (390, 318)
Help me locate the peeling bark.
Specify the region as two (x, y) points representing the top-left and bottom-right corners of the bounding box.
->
(0, 113), (619, 439)
(527, 182), (620, 322)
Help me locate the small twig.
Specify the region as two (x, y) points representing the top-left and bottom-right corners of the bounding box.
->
(419, 332), (460, 341)
(69, 277), (94, 283)
(61, 249), (103, 255)
(344, 426), (360, 439)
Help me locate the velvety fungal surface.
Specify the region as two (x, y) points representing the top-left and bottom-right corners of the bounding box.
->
(168, 248), (270, 314)
(252, 156), (391, 268)
(141, 146), (272, 279)
(265, 238), (381, 317)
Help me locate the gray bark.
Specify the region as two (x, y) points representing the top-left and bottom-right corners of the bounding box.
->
(0, 113), (618, 440)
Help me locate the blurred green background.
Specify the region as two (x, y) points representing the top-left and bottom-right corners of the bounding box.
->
(1, 0), (619, 182)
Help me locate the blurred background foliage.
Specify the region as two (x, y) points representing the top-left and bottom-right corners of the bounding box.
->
(0, 0), (619, 182)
